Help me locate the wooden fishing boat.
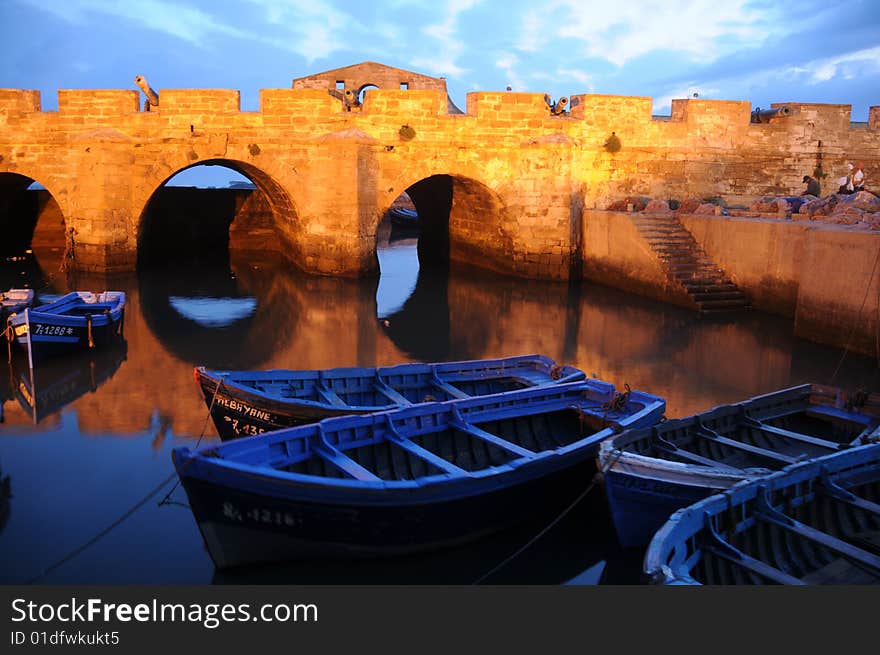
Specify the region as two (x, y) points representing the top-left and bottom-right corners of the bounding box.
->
(598, 384), (880, 548)
(172, 379), (666, 569)
(6, 291), (126, 363)
(194, 354), (587, 440)
(643, 441), (880, 585)
(0, 288), (34, 320)
(388, 206), (419, 227)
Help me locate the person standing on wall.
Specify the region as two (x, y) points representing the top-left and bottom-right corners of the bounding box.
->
(837, 163), (855, 194)
(853, 162), (865, 192)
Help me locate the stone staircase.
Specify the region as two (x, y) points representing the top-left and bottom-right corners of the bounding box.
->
(630, 213), (751, 315)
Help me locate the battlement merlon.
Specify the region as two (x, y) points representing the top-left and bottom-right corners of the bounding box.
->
(0, 89), (42, 114)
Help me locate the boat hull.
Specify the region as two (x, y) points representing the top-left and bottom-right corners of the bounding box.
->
(175, 450), (595, 569)
(600, 384), (879, 549)
(644, 443), (880, 585)
(7, 292), (126, 363)
(195, 355), (586, 440)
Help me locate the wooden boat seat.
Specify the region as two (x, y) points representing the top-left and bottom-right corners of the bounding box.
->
(653, 436), (742, 471)
(805, 404), (874, 425)
(449, 415), (535, 458)
(430, 376), (469, 400)
(741, 416), (846, 451)
(373, 377), (413, 406)
(310, 440), (381, 482)
(695, 425), (802, 466)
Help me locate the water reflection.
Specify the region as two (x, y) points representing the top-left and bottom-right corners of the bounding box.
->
(6, 340), (128, 424)
(0, 241), (877, 584)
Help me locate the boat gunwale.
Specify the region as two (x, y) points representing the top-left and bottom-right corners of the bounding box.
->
(175, 382), (666, 492)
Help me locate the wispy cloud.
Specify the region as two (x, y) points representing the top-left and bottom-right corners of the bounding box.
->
(522, 0), (782, 67)
(18, 0), (250, 46)
(799, 46), (880, 83)
(411, 0), (480, 76)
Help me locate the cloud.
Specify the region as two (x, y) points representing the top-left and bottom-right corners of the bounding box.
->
(799, 46), (880, 83)
(517, 0), (783, 67)
(413, 0), (480, 76)
(17, 0), (250, 46)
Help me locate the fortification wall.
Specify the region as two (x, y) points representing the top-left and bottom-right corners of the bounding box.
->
(0, 86), (878, 281)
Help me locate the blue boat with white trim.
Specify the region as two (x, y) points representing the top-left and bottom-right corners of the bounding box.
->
(598, 384), (879, 549)
(7, 291), (126, 363)
(643, 441), (880, 585)
(194, 354), (587, 440)
(172, 379), (666, 569)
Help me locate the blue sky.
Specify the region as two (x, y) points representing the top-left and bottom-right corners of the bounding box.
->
(1, 0), (878, 186)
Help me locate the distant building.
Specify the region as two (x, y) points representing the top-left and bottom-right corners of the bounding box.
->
(292, 61), (464, 114)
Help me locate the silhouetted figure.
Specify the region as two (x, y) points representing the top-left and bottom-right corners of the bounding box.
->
(801, 175), (821, 197)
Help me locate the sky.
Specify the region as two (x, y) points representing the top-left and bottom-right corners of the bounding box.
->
(1, 0), (878, 186)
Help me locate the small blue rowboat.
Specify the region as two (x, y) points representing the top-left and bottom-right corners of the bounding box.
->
(194, 354), (587, 440)
(1, 288), (34, 320)
(644, 441), (880, 585)
(7, 291), (126, 363)
(598, 384), (879, 548)
(172, 379), (666, 569)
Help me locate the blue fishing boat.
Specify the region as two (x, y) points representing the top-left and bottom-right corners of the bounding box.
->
(172, 379), (666, 569)
(598, 384), (879, 548)
(644, 442), (880, 585)
(7, 291), (126, 363)
(194, 354), (587, 440)
(0, 288), (34, 320)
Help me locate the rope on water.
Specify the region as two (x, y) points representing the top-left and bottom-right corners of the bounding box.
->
(158, 373), (225, 509)
(471, 447), (626, 585)
(23, 471), (178, 585)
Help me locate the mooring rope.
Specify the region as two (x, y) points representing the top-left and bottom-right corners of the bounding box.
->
(158, 373), (225, 509)
(23, 471), (178, 585)
(23, 374), (226, 582)
(471, 446), (625, 585)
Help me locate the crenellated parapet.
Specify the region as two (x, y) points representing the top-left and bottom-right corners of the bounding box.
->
(0, 75), (877, 281)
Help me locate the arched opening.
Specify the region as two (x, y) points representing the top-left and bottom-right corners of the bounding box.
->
(0, 172), (66, 291)
(137, 160), (296, 270)
(358, 84), (379, 105)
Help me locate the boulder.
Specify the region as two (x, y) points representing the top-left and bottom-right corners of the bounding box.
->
(643, 199), (672, 213)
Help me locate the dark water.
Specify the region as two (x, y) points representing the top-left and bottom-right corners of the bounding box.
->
(1, 233), (878, 586)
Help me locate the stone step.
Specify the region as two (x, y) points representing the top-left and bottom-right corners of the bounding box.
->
(699, 305), (752, 316)
(691, 291), (748, 302)
(696, 298), (752, 309)
(675, 274), (728, 285)
(682, 282), (740, 293)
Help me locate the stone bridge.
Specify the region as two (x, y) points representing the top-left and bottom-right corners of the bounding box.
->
(1, 62), (878, 280)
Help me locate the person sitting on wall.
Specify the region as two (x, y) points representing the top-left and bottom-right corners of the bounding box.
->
(837, 164), (855, 194)
(802, 175), (821, 196)
(853, 162), (865, 192)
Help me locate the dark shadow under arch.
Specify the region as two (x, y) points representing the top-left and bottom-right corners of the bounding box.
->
(137, 159), (297, 270)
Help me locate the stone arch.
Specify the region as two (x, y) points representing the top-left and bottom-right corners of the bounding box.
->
(357, 84), (379, 104)
(0, 169), (68, 274)
(377, 167), (514, 272)
(135, 157), (300, 269)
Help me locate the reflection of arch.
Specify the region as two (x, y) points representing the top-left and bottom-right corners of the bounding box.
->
(138, 258), (301, 369)
(0, 172), (67, 257)
(136, 158), (298, 268)
(380, 267), (451, 361)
